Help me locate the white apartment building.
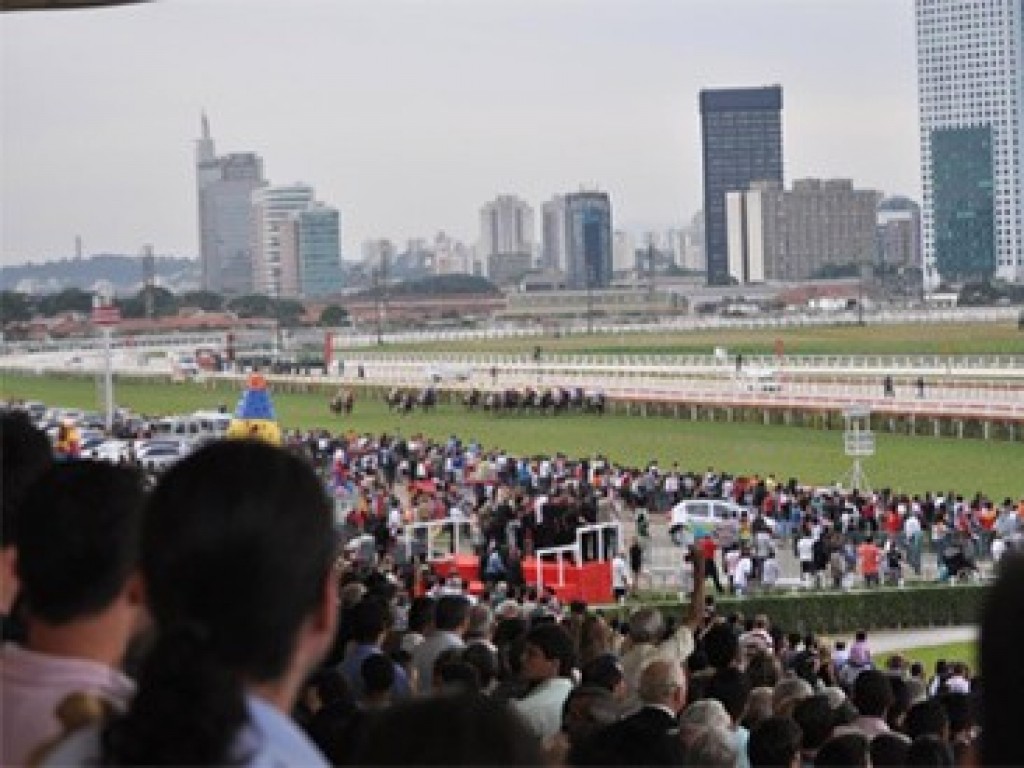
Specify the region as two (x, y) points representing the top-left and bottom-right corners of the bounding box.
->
(251, 184), (316, 297)
(916, 0), (1023, 285)
(479, 196), (534, 261)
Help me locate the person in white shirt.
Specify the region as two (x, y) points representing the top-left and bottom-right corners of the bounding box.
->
(512, 624), (576, 741)
(797, 530), (816, 586)
(733, 548), (754, 596)
(612, 552), (632, 603)
(992, 535), (1007, 564)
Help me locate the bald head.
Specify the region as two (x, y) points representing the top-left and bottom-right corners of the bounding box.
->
(639, 659), (687, 713)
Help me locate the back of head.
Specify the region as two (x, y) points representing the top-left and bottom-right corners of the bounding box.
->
(792, 694), (834, 751)
(466, 602), (492, 638)
(685, 724), (738, 768)
(352, 693), (542, 765)
(815, 733), (870, 768)
(0, 411), (53, 549)
(870, 732), (911, 768)
(103, 440), (335, 765)
(774, 675), (815, 720)
(628, 607), (664, 644)
(748, 715), (803, 768)
(407, 595), (436, 634)
(904, 698), (949, 741)
(361, 653), (395, 696)
(679, 698), (731, 731)
(638, 658), (685, 709)
(434, 594), (471, 632)
(581, 653), (623, 694)
(981, 554), (1024, 766)
(906, 734), (954, 767)
(852, 669), (893, 718)
(17, 461), (145, 625)
(703, 622), (740, 670)
(349, 598), (387, 645)
(707, 666), (751, 724)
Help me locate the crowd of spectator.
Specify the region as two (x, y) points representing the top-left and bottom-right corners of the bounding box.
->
(3, 408), (1024, 767)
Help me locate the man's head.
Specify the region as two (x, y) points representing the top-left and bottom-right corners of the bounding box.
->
(361, 652), (395, 699)
(521, 623), (575, 682)
(748, 716), (803, 768)
(434, 594), (471, 634)
(904, 698), (950, 742)
(791, 694), (834, 752)
(707, 666), (752, 725)
(703, 621), (740, 670)
(0, 411), (53, 613)
(349, 598), (388, 646)
(638, 658), (687, 714)
(627, 607), (665, 644)
(852, 669), (893, 719)
(17, 461), (145, 627)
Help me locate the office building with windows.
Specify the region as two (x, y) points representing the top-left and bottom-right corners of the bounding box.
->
(479, 195), (534, 283)
(726, 179), (881, 283)
(700, 86), (784, 285)
(251, 184), (316, 297)
(564, 191), (613, 290)
(916, 0), (1022, 285)
(195, 114), (266, 295)
(541, 195), (568, 272)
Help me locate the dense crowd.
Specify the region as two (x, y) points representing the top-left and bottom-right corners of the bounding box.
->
(277, 425), (1023, 595)
(3, 409), (1024, 767)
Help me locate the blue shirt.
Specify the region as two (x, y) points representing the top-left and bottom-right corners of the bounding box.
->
(339, 643), (411, 698)
(42, 693), (329, 768)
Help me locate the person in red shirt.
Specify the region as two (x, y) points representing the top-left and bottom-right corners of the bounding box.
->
(884, 507), (902, 546)
(698, 536), (724, 594)
(858, 535), (882, 587)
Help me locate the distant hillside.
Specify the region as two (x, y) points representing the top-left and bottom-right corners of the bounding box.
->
(0, 254), (200, 294)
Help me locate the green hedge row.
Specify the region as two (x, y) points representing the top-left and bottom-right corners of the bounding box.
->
(617, 584), (987, 635)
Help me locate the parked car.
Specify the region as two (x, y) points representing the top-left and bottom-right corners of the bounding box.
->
(135, 439), (194, 473)
(668, 499), (774, 546)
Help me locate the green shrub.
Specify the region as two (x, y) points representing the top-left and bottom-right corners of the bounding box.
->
(616, 584), (986, 634)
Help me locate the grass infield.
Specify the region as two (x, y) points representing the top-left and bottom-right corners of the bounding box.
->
(2, 371), (1021, 500)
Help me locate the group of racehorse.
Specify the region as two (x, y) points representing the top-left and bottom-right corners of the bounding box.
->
(384, 386), (439, 414)
(328, 384), (606, 417)
(461, 385), (606, 415)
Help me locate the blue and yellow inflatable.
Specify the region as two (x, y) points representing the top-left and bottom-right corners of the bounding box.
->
(226, 373), (282, 445)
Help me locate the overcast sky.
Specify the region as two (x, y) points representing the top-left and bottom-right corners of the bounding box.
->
(1, 0), (921, 265)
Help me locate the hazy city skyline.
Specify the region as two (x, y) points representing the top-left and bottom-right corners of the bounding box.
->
(2, 0), (921, 267)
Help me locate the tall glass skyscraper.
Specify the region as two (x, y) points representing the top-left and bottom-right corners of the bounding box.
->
(564, 191), (613, 290)
(195, 114), (266, 295)
(699, 86), (784, 286)
(296, 205), (343, 298)
(916, 0), (1023, 285)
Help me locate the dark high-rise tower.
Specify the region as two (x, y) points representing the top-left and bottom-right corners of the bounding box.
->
(700, 86), (783, 285)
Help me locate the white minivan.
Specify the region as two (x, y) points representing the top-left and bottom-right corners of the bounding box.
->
(669, 499), (746, 546)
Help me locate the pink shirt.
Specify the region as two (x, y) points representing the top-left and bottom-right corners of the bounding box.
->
(1, 643), (133, 766)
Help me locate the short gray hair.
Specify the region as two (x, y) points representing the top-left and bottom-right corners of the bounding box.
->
(685, 725), (737, 768)
(629, 607), (665, 643)
(679, 699), (731, 730)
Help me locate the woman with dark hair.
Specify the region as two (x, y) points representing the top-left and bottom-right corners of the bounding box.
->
(44, 440), (339, 766)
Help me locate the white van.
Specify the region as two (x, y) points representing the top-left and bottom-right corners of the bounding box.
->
(152, 411), (231, 440)
(669, 499), (745, 546)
